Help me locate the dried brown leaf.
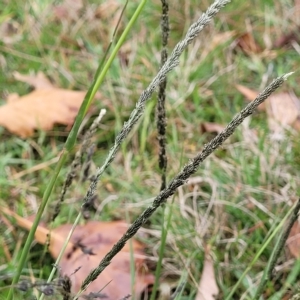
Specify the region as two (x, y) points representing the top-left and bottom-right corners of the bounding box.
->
(236, 32), (262, 54)
(273, 28), (300, 48)
(236, 84), (265, 111)
(236, 85), (300, 136)
(196, 253), (219, 300)
(201, 122), (225, 134)
(53, 0), (83, 21)
(95, 0), (120, 19)
(0, 19), (21, 45)
(296, 0), (300, 15)
(1, 207), (154, 299)
(0, 89), (86, 137)
(287, 220), (300, 259)
(201, 31), (236, 57)
(266, 92), (300, 127)
(235, 84), (258, 101)
(13, 71), (54, 90)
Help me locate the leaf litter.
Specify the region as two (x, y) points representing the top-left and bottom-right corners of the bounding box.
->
(236, 84), (300, 137)
(195, 247), (219, 300)
(1, 207), (154, 299)
(0, 72), (102, 137)
(287, 217), (300, 259)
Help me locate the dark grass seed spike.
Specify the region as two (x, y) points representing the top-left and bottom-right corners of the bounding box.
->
(76, 73), (292, 296)
(81, 144), (96, 183)
(81, 0), (232, 214)
(156, 0), (169, 191)
(52, 109), (106, 222)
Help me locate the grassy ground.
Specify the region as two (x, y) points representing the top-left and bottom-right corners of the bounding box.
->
(1, 0), (300, 299)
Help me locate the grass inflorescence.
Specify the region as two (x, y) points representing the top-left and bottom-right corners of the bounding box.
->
(0, 0), (300, 299)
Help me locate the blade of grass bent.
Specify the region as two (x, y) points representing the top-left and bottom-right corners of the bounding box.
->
(65, 0), (142, 152)
(7, 1), (147, 299)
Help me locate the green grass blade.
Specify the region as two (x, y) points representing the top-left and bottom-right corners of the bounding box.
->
(225, 202), (297, 300)
(7, 1), (147, 299)
(7, 151), (67, 299)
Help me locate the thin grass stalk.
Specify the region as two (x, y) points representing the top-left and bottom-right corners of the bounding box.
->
(72, 2), (231, 297)
(52, 109), (107, 222)
(75, 74), (291, 297)
(7, 2), (147, 299)
(253, 199), (300, 299)
(39, 103), (105, 283)
(125, 210), (136, 299)
(172, 270), (188, 300)
(150, 203), (173, 300)
(80, 0), (232, 249)
(7, 153), (67, 300)
(37, 214), (83, 300)
(268, 259), (300, 300)
(156, 0), (169, 191)
(225, 195), (297, 300)
(43, 0), (147, 287)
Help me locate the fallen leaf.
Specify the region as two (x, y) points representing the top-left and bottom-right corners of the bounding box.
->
(296, 0), (300, 17)
(201, 31), (236, 58)
(94, 0), (124, 47)
(292, 117), (300, 131)
(235, 84), (258, 102)
(196, 250), (219, 300)
(0, 71), (98, 137)
(267, 92), (299, 127)
(1, 207), (154, 299)
(53, 0), (83, 21)
(0, 19), (21, 45)
(235, 84), (265, 111)
(13, 71), (54, 90)
(236, 85), (300, 134)
(201, 122), (225, 134)
(274, 0), (300, 48)
(287, 219), (300, 259)
(236, 32), (262, 54)
(0, 89), (86, 137)
(273, 28), (300, 48)
(95, 0), (120, 20)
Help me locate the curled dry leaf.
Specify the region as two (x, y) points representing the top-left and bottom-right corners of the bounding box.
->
(1, 207), (154, 299)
